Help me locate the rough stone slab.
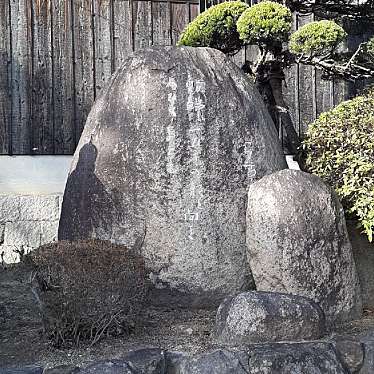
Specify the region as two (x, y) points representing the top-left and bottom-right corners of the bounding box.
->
(359, 341), (374, 374)
(215, 291), (326, 345)
(246, 169), (362, 326)
(0, 366), (44, 374)
(58, 46), (287, 307)
(43, 366), (80, 374)
(172, 350), (248, 374)
(79, 360), (138, 374)
(18, 195), (60, 221)
(333, 339), (364, 373)
(0, 196), (20, 222)
(120, 349), (166, 374)
(173, 343), (347, 373)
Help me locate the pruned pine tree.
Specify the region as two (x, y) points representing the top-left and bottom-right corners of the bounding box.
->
(178, 0), (374, 154)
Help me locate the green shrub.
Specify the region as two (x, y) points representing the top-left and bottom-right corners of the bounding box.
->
(28, 239), (148, 347)
(237, 1), (292, 48)
(303, 94), (374, 241)
(290, 20), (347, 56)
(177, 1), (248, 54)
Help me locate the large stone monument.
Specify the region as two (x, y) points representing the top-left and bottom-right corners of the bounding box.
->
(59, 46), (287, 307)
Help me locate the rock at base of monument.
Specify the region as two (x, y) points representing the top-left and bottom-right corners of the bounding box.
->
(148, 283), (252, 309)
(0, 367), (44, 374)
(332, 339), (365, 373)
(43, 366), (80, 374)
(215, 291), (326, 345)
(246, 169), (362, 326)
(173, 343), (347, 374)
(120, 348), (166, 374)
(79, 360), (138, 374)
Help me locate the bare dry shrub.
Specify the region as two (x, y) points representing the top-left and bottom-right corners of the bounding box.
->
(27, 239), (148, 348)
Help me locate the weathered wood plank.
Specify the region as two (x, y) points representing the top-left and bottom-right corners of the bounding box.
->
(10, 0), (33, 154)
(52, 0), (75, 154)
(315, 71), (332, 117)
(171, 2), (189, 45)
(189, 2), (199, 21)
(73, 0), (95, 145)
(113, 0), (132, 69)
(0, 0), (11, 154)
(93, 0), (113, 95)
(282, 12), (299, 145)
(31, 0), (54, 154)
(133, 0), (152, 50)
(152, 1), (171, 46)
(296, 14), (315, 135)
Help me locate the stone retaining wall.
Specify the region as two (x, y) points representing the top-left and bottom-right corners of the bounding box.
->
(0, 194), (62, 264)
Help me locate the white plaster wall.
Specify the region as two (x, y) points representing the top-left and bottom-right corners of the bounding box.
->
(0, 156), (72, 264)
(0, 156), (72, 194)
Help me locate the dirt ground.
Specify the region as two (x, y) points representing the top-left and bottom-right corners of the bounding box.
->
(3, 263), (374, 370)
(0, 263), (217, 369)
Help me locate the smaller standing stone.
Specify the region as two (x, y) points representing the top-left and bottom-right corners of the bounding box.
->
(215, 291), (326, 345)
(246, 169), (362, 326)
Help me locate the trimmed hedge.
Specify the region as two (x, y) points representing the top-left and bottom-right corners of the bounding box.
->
(303, 93), (374, 241)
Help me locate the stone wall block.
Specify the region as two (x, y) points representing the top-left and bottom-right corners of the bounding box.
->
(0, 196), (20, 222)
(18, 195), (60, 221)
(4, 221), (42, 248)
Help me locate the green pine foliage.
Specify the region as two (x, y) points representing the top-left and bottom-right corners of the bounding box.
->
(303, 93), (374, 241)
(237, 1), (292, 48)
(289, 20), (347, 57)
(177, 1), (248, 54)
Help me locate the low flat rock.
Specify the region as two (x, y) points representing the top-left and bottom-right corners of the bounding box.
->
(246, 169), (362, 326)
(79, 360), (139, 374)
(215, 291), (326, 345)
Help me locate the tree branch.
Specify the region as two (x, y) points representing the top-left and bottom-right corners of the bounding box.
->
(284, 0), (374, 21)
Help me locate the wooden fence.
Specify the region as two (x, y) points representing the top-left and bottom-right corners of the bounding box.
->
(0, 0), (199, 155)
(0, 0), (371, 155)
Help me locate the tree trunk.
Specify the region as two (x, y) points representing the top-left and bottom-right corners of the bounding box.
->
(251, 61), (301, 155)
(268, 65), (301, 155)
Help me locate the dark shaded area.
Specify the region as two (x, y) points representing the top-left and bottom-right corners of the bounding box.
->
(58, 141), (122, 241)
